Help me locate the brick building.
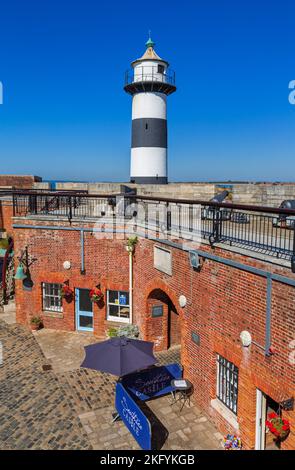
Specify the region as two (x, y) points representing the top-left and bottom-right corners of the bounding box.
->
(9, 191), (295, 450)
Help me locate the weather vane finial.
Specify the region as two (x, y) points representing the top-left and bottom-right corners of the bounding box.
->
(145, 30), (155, 49)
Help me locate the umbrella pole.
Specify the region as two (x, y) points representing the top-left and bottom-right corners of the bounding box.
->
(111, 412), (121, 423)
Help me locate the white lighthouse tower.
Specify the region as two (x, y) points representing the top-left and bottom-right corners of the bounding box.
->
(124, 36), (176, 184)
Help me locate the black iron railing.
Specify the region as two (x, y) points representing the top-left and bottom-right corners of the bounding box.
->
(12, 192), (295, 265)
(125, 66), (176, 87)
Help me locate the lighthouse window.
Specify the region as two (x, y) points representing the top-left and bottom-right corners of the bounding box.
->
(158, 64), (165, 74)
(145, 122), (148, 130)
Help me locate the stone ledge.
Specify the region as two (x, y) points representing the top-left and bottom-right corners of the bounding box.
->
(210, 398), (239, 430)
(42, 311), (64, 319)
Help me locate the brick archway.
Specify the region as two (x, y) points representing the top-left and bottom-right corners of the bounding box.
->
(144, 279), (182, 351)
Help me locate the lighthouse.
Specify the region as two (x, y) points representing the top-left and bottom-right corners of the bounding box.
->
(124, 36), (176, 184)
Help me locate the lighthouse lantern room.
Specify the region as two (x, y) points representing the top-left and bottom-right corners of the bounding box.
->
(124, 36), (176, 184)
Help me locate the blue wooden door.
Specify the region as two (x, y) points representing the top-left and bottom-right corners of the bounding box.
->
(75, 288), (93, 332)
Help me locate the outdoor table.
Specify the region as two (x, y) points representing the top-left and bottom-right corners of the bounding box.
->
(170, 378), (192, 411)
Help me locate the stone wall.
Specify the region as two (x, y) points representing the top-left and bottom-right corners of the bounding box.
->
(53, 180), (295, 207)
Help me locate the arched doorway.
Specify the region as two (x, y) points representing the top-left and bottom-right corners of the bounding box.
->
(146, 288), (181, 351)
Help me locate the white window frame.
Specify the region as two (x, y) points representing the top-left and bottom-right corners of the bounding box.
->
(216, 354), (239, 415)
(42, 282), (63, 313)
(107, 290), (130, 323)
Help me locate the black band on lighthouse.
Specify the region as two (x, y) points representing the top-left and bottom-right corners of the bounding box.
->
(130, 176), (168, 184)
(132, 118), (167, 148)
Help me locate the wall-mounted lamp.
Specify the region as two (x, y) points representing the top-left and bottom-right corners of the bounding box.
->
(179, 295), (187, 308)
(14, 246), (37, 282)
(240, 330), (252, 347)
(63, 260), (71, 270)
(14, 264), (27, 280)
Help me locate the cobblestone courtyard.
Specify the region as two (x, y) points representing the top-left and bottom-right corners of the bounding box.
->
(0, 311), (223, 450)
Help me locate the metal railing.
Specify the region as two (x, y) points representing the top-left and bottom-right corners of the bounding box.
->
(125, 67), (176, 86)
(12, 191), (295, 265)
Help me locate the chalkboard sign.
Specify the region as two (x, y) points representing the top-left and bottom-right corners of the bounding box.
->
(152, 305), (163, 318)
(191, 332), (200, 346)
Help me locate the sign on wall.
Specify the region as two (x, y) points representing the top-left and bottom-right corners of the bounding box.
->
(152, 305), (163, 317)
(115, 382), (152, 450)
(154, 246), (172, 275)
(191, 331), (200, 346)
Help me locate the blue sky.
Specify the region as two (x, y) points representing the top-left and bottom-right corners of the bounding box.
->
(0, 0), (294, 182)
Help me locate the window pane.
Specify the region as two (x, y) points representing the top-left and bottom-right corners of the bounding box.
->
(119, 292), (129, 306)
(109, 304), (119, 317)
(79, 315), (93, 329)
(109, 290), (118, 304)
(217, 354), (238, 414)
(43, 283), (62, 312)
(79, 289), (92, 312)
(119, 306), (130, 318)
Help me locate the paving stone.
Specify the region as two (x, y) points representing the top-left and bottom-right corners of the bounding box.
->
(1, 320), (222, 450)
(192, 423), (206, 432)
(195, 416), (208, 423)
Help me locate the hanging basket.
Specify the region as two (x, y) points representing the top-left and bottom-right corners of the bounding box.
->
(90, 287), (104, 303)
(60, 285), (74, 302)
(266, 413), (290, 440)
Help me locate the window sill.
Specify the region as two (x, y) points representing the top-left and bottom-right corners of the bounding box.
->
(210, 398), (239, 430)
(106, 317), (130, 324)
(42, 311), (63, 319)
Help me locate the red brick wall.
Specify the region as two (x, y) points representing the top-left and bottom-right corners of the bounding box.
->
(169, 307), (180, 347)
(13, 221), (295, 450)
(0, 200), (13, 234)
(14, 225), (130, 337)
(132, 238), (295, 450)
(0, 175), (41, 189)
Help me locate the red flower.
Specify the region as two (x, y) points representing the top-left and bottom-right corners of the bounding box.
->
(60, 285), (73, 297)
(89, 287), (103, 302)
(266, 414), (290, 439)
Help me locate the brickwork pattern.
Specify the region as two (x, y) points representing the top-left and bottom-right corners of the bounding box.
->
(12, 219), (295, 450)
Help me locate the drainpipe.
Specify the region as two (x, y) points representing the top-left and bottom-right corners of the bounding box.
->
(125, 244), (134, 324)
(129, 249), (133, 325)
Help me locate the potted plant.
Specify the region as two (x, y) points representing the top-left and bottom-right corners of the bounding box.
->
(30, 316), (43, 331)
(126, 235), (138, 253)
(266, 412), (290, 441)
(106, 327), (118, 338)
(117, 324), (140, 339)
(90, 286), (104, 303)
(60, 285), (74, 302)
